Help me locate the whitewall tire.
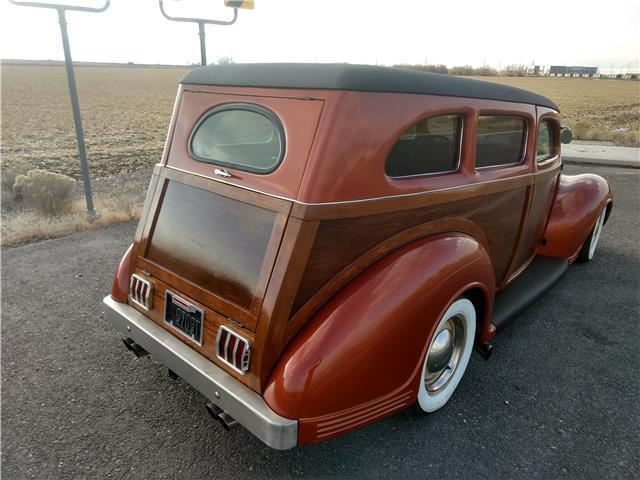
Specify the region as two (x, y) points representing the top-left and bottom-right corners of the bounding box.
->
(416, 298), (476, 413)
(577, 207), (607, 262)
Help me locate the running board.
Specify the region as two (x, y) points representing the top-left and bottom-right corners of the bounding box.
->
(492, 256), (568, 332)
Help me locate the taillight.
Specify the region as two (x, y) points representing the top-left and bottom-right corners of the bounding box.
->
(129, 274), (153, 310)
(216, 326), (250, 374)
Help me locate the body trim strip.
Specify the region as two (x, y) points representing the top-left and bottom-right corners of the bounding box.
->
(164, 164), (534, 207)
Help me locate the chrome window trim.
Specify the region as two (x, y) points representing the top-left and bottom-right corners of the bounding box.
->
(129, 274), (153, 311)
(215, 325), (251, 375)
(165, 164), (538, 207)
(385, 114), (464, 179)
(475, 116), (529, 170)
(163, 290), (205, 347)
(188, 103), (286, 175)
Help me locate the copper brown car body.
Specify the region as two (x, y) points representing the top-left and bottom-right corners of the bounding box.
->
(104, 63), (612, 448)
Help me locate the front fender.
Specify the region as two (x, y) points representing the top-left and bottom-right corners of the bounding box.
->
(264, 233), (495, 444)
(538, 173), (612, 261)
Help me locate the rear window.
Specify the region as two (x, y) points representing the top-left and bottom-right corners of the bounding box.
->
(189, 104), (285, 174)
(476, 116), (527, 168)
(385, 114), (462, 177)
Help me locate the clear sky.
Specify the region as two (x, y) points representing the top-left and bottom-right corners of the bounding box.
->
(1, 0), (638, 69)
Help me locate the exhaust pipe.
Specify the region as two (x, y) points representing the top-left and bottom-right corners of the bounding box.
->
(206, 402), (238, 430)
(122, 337), (149, 358)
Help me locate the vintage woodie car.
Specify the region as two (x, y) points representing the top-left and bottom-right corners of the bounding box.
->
(103, 63), (612, 449)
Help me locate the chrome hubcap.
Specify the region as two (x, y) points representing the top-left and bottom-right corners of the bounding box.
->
(425, 314), (466, 393)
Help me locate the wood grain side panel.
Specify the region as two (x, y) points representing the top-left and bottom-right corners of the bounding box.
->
(292, 186), (527, 317)
(136, 256), (257, 330)
(250, 219), (319, 390)
(286, 218), (488, 344)
(145, 180), (277, 310)
(129, 271), (255, 385)
(132, 165), (293, 334)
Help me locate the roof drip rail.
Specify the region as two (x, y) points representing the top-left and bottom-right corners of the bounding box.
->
(8, 0), (112, 220)
(158, 0), (239, 67)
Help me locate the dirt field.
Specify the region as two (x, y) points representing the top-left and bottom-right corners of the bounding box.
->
(2, 64), (639, 180)
(2, 64), (188, 180)
(475, 76), (640, 146)
(0, 64), (638, 247)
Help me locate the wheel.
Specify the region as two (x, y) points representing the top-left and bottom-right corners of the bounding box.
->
(577, 207), (607, 262)
(415, 298), (476, 413)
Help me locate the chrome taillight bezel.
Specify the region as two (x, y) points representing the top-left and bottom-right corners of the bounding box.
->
(216, 325), (251, 374)
(129, 274), (153, 311)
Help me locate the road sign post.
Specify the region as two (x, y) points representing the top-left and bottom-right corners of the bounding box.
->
(8, 0), (111, 220)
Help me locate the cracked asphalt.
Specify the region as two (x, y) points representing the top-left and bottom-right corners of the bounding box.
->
(2, 164), (638, 479)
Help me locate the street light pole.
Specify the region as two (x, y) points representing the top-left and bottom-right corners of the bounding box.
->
(57, 7), (95, 218)
(158, 0), (239, 67)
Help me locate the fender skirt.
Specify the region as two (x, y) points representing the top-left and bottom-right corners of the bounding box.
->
(264, 233), (495, 444)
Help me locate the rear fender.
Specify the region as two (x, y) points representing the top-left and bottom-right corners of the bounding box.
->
(111, 243), (133, 303)
(538, 174), (612, 261)
(263, 233), (495, 444)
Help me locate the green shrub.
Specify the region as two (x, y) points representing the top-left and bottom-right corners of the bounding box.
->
(13, 170), (75, 215)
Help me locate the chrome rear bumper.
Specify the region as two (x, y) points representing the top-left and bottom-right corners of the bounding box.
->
(102, 295), (297, 450)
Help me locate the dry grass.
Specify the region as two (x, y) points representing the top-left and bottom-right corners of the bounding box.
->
(1, 190), (144, 248)
(474, 76), (640, 146)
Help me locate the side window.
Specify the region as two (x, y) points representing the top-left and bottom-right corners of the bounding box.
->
(385, 114), (462, 178)
(476, 116), (527, 168)
(536, 120), (555, 161)
(189, 104), (285, 174)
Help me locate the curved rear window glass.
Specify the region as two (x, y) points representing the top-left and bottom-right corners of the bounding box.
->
(476, 116), (527, 168)
(385, 114), (462, 178)
(189, 104), (285, 174)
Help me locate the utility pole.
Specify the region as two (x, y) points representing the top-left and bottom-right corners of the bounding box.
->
(9, 0), (111, 220)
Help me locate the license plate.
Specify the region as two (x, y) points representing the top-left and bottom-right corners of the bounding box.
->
(164, 291), (204, 345)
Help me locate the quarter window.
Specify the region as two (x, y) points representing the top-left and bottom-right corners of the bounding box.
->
(385, 115), (462, 177)
(536, 120), (555, 161)
(476, 116), (527, 168)
(189, 104), (285, 174)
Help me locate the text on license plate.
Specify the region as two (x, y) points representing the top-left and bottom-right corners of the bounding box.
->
(164, 291), (204, 344)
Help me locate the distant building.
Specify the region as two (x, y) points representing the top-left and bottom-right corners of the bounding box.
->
(528, 64), (638, 79)
(598, 67), (639, 79)
(549, 66), (598, 77)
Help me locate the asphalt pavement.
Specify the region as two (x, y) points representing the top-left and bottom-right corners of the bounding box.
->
(1, 164), (639, 480)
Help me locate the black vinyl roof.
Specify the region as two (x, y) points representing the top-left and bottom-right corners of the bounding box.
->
(181, 63), (559, 110)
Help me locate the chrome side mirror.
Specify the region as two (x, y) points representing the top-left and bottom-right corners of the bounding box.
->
(560, 125), (573, 144)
